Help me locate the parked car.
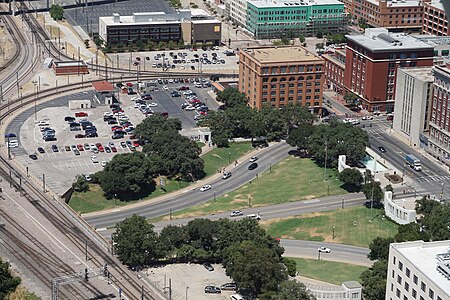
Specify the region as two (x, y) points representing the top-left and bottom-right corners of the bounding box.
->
(202, 262), (214, 271)
(64, 116), (76, 122)
(29, 154), (38, 160)
(37, 147), (45, 154)
(90, 156), (99, 163)
(75, 112), (88, 117)
(204, 286), (221, 294)
(220, 283), (238, 291)
(75, 134), (85, 138)
(51, 145), (59, 152)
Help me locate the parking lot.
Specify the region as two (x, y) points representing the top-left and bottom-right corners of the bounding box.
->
(146, 263), (236, 300)
(110, 48), (239, 74)
(6, 78), (219, 195)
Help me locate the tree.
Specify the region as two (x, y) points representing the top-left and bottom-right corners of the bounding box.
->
(49, 4), (64, 20)
(361, 180), (383, 207)
(360, 260), (388, 300)
(168, 40), (176, 50)
(344, 92), (359, 104)
(270, 280), (315, 300)
(368, 237), (394, 261)
(72, 175), (89, 193)
(385, 184), (394, 193)
(216, 88), (247, 108)
(225, 240), (287, 296)
(136, 40), (144, 50)
(338, 168), (363, 191)
(394, 223), (421, 243)
(419, 203), (450, 241)
(135, 114), (182, 141)
(158, 41), (166, 50)
(0, 259), (21, 299)
(281, 36), (290, 45)
(315, 42), (324, 50)
(97, 152), (154, 199)
(298, 35), (305, 43)
(113, 215), (162, 267)
(358, 18), (369, 29)
(327, 33), (346, 45)
(281, 257), (297, 277)
(147, 41), (156, 51)
(178, 39), (185, 49)
(286, 124), (314, 150)
(415, 196), (440, 216)
(159, 225), (187, 256)
(316, 30), (323, 38)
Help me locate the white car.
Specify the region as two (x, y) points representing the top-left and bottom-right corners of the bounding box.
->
(37, 121), (49, 127)
(200, 185), (212, 192)
(148, 102), (158, 107)
(361, 116), (373, 120)
(131, 96), (141, 101)
(103, 112), (113, 116)
(230, 210), (243, 217)
(7, 141), (18, 148)
(91, 156), (99, 163)
(101, 161), (107, 167)
(249, 156), (258, 163)
(168, 79), (174, 83)
(246, 213), (261, 220)
(162, 85), (169, 90)
(318, 247), (331, 253)
(84, 174), (92, 181)
(134, 103), (141, 108)
(185, 105), (196, 111)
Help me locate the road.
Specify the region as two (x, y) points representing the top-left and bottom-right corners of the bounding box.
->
(85, 141), (295, 228)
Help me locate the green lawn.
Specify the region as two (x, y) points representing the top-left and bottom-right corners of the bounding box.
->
(201, 142), (253, 177)
(69, 143), (253, 214)
(291, 258), (368, 285)
(165, 157), (348, 220)
(263, 206), (398, 247)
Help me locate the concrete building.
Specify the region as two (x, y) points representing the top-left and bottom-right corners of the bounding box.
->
(305, 281), (362, 300)
(92, 81), (116, 105)
(386, 240), (450, 300)
(344, 28), (434, 112)
(393, 67), (434, 147)
(228, 0), (248, 28)
(245, 0), (346, 39)
(238, 46), (324, 113)
(411, 35), (450, 62)
(345, 0), (424, 30)
(98, 10), (221, 48)
(323, 47), (346, 94)
(422, 0), (449, 36)
(52, 61), (89, 75)
(428, 63), (450, 165)
(383, 191), (417, 224)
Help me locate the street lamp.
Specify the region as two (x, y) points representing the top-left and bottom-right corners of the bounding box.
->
(332, 226), (335, 239)
(228, 152), (231, 164)
(213, 191), (216, 202)
(185, 286), (189, 300)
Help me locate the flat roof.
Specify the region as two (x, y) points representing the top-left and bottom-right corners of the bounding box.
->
(248, 0), (343, 8)
(425, 0), (444, 11)
(322, 53), (345, 68)
(392, 240), (450, 296)
(53, 61), (86, 67)
(245, 46), (323, 63)
(366, 0), (422, 7)
(100, 15), (181, 26)
(191, 19), (221, 24)
(92, 81), (115, 92)
(400, 67), (434, 82)
(346, 28), (433, 52)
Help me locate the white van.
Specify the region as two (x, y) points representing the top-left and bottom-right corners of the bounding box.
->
(230, 294), (244, 300)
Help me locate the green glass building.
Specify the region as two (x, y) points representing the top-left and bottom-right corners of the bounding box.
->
(246, 0), (346, 39)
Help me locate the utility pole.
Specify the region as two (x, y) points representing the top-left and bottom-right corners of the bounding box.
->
(43, 174), (45, 192)
(323, 141), (328, 181)
(16, 72), (19, 98)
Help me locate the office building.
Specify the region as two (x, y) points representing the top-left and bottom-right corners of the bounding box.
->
(52, 61), (89, 75)
(428, 63), (450, 164)
(422, 0), (449, 36)
(228, 0), (248, 28)
(393, 67), (433, 147)
(98, 10), (221, 48)
(345, 0), (424, 30)
(323, 47), (346, 95)
(343, 28), (434, 112)
(238, 46), (324, 113)
(385, 240), (450, 300)
(245, 0), (346, 39)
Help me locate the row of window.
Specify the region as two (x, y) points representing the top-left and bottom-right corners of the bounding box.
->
(261, 96), (320, 103)
(259, 66), (323, 75)
(108, 27), (180, 34)
(262, 88), (321, 95)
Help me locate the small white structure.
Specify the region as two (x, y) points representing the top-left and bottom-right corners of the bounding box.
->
(68, 99), (91, 110)
(384, 191), (417, 224)
(305, 281), (362, 300)
(338, 155), (351, 173)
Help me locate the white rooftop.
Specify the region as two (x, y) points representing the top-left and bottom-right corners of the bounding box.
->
(392, 240), (450, 296)
(248, 0), (343, 8)
(366, 0), (423, 7)
(346, 28), (433, 52)
(400, 67), (434, 82)
(426, 0), (444, 11)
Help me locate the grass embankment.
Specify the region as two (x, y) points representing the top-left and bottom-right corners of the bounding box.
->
(69, 143), (253, 214)
(162, 157), (348, 220)
(263, 206), (398, 247)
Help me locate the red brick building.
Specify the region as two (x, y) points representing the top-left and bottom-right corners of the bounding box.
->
(343, 28), (434, 112)
(52, 61), (89, 76)
(422, 0), (449, 36)
(323, 47), (346, 95)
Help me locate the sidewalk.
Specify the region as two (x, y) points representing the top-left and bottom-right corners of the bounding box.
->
(82, 141), (280, 218)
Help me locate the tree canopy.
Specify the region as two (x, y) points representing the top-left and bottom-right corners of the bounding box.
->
(268, 280), (315, 300)
(216, 88), (248, 108)
(0, 259), (21, 299)
(338, 168), (363, 191)
(360, 260), (388, 300)
(49, 4), (64, 20)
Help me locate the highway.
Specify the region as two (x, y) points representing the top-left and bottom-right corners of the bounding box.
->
(85, 141), (295, 228)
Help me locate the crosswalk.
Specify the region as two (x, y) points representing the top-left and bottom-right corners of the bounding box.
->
(415, 175), (450, 183)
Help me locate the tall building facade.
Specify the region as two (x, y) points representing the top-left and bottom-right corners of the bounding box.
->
(345, 0), (424, 30)
(343, 28), (434, 112)
(428, 63), (450, 164)
(228, 0), (248, 28)
(323, 47), (346, 94)
(385, 240), (450, 300)
(393, 67), (433, 147)
(238, 46), (324, 113)
(422, 0), (449, 36)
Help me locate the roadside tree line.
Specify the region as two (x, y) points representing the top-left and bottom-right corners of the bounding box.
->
(113, 215), (315, 299)
(0, 258), (39, 299)
(361, 197), (450, 300)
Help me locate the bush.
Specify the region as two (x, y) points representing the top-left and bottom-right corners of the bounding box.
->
(49, 4), (64, 20)
(72, 175), (89, 193)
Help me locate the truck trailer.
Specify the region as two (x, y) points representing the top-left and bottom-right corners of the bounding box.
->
(405, 154), (422, 171)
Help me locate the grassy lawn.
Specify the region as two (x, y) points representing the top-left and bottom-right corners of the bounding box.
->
(69, 143), (253, 214)
(263, 206), (398, 247)
(165, 157), (348, 220)
(201, 142), (253, 177)
(291, 258), (368, 285)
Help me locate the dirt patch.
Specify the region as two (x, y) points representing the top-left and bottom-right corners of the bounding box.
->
(260, 216), (295, 226)
(303, 195), (316, 200)
(211, 153), (222, 159)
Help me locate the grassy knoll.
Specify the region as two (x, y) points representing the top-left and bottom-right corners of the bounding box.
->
(263, 206), (398, 247)
(201, 142), (253, 177)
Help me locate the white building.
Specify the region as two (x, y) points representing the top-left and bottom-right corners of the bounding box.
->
(386, 240), (450, 300)
(305, 281), (362, 300)
(228, 0), (248, 27)
(383, 191), (417, 225)
(393, 67), (434, 148)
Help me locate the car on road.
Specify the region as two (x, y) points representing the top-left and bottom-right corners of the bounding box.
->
(378, 146), (386, 153)
(202, 262), (214, 271)
(29, 154), (38, 160)
(37, 120), (49, 127)
(148, 102), (158, 107)
(361, 116), (373, 120)
(5, 133), (17, 138)
(64, 116), (76, 122)
(220, 283), (238, 291)
(37, 147), (45, 154)
(318, 246), (331, 253)
(200, 185), (211, 192)
(91, 156), (99, 163)
(204, 286), (221, 294)
(248, 162), (258, 170)
(249, 156), (258, 163)
(230, 210), (243, 217)
(222, 172), (232, 179)
(246, 213), (261, 220)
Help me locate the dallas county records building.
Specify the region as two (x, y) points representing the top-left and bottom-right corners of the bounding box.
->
(98, 10), (221, 48)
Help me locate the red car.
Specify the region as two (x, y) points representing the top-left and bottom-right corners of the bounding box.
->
(199, 111), (208, 116)
(75, 112), (88, 117)
(126, 82), (133, 87)
(178, 86), (189, 91)
(111, 146), (117, 153)
(75, 134), (85, 138)
(111, 126), (123, 131)
(133, 141), (140, 147)
(129, 134), (137, 140)
(77, 144), (84, 151)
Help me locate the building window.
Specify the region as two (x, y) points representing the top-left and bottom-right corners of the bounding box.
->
(405, 282), (409, 291)
(399, 261), (403, 271)
(429, 289), (434, 299)
(412, 289), (417, 299)
(397, 275), (402, 284)
(413, 275), (418, 284)
(396, 289), (401, 298)
(406, 268), (410, 277)
(421, 282), (426, 292)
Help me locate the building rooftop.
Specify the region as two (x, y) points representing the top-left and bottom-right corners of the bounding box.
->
(246, 46), (322, 63)
(346, 28), (434, 52)
(53, 61), (87, 67)
(425, 0), (444, 11)
(92, 81), (115, 92)
(366, 0), (422, 7)
(411, 35), (450, 46)
(392, 240), (450, 295)
(400, 67), (434, 82)
(247, 0), (343, 8)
